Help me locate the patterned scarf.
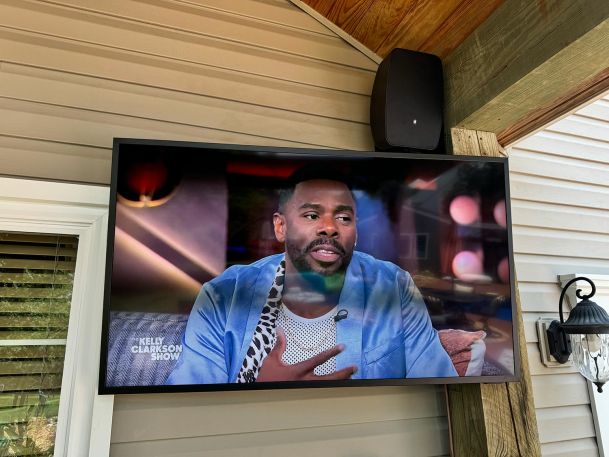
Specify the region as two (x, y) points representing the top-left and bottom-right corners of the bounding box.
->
(236, 260), (285, 383)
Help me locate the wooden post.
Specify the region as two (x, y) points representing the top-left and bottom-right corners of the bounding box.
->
(446, 128), (541, 457)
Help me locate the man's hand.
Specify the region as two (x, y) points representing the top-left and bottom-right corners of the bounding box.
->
(256, 328), (357, 382)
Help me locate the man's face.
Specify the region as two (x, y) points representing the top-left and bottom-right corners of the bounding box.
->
(273, 179), (357, 276)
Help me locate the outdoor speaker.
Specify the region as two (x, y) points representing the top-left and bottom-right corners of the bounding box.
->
(370, 48), (444, 152)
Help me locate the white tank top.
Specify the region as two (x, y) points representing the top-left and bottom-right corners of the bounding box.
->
(276, 304), (338, 376)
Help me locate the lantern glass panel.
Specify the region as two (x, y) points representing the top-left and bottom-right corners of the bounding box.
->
(570, 333), (609, 385)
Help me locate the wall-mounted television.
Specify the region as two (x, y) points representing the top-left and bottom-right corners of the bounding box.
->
(99, 139), (519, 394)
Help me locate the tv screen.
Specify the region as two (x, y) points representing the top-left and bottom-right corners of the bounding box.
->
(99, 139), (519, 394)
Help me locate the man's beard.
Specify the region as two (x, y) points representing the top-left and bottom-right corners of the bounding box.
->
(286, 237), (352, 276)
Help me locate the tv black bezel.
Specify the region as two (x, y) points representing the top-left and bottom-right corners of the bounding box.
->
(98, 138), (521, 395)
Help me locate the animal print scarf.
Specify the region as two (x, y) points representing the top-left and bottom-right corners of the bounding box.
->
(236, 260), (285, 383)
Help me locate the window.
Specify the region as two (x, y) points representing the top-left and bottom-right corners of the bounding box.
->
(1, 233), (79, 456)
(0, 177), (111, 457)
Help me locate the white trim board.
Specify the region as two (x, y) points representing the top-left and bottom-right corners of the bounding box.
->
(0, 176), (113, 457)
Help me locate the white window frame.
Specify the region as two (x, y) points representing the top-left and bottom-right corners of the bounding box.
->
(559, 274), (609, 457)
(0, 176), (113, 457)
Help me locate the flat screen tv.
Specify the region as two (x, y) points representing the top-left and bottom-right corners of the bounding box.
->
(99, 139), (519, 394)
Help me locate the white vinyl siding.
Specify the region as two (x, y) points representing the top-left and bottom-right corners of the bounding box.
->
(0, 1), (451, 456)
(509, 92), (609, 457)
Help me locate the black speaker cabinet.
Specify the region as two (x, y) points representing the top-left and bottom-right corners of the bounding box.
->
(370, 48), (443, 152)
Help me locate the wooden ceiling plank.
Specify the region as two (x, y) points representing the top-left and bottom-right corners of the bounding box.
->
(300, 0), (334, 17)
(301, 0), (375, 33)
(375, 0), (462, 57)
(444, 0), (609, 141)
(348, 0), (413, 53)
(298, 0), (507, 61)
(419, 0), (505, 59)
(325, 0), (376, 35)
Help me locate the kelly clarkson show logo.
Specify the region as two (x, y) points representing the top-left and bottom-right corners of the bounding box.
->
(131, 336), (182, 361)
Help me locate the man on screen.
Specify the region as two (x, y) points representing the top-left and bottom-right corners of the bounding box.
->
(166, 166), (457, 384)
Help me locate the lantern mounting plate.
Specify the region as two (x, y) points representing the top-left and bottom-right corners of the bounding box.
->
(536, 318), (573, 367)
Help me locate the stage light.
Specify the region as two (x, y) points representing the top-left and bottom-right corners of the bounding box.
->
(497, 257), (510, 283)
(493, 199), (507, 227)
(118, 160), (180, 208)
(452, 250), (483, 281)
(449, 195), (479, 225)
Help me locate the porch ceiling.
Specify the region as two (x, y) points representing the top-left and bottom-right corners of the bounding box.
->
(300, 0), (505, 59)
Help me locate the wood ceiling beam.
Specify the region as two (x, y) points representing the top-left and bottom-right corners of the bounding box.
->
(444, 0), (609, 144)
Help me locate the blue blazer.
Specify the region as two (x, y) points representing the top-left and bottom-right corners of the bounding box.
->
(166, 252), (457, 384)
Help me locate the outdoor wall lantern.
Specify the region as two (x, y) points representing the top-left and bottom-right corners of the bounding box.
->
(546, 277), (609, 392)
